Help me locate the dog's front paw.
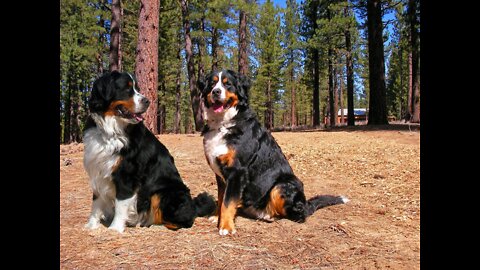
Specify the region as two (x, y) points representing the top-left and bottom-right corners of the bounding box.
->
(108, 222), (125, 233)
(218, 219), (236, 236)
(84, 218), (101, 230)
(219, 228), (236, 236)
(218, 212), (237, 235)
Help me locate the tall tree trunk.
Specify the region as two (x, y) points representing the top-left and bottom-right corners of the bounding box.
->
(174, 44), (182, 134)
(290, 67), (296, 127)
(238, 0), (251, 75)
(340, 67), (344, 124)
(135, 0), (160, 133)
(211, 25), (219, 71)
(313, 48), (320, 126)
(71, 83), (81, 142)
(109, 0), (123, 72)
(345, 5), (355, 126)
(366, 0), (388, 125)
(81, 81), (90, 129)
(158, 103), (166, 134)
(185, 95), (193, 134)
(399, 33), (404, 120)
(334, 66), (339, 125)
(180, 0), (203, 132)
(198, 15), (206, 81)
(96, 11), (106, 75)
(310, 0), (320, 127)
(96, 54), (104, 74)
(328, 48), (335, 127)
(409, 0), (420, 123)
(327, 9), (335, 127)
(406, 50), (412, 121)
(63, 80), (72, 143)
(265, 76), (273, 130)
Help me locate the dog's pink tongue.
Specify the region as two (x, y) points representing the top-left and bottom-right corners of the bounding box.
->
(134, 114), (144, 121)
(213, 103), (224, 113)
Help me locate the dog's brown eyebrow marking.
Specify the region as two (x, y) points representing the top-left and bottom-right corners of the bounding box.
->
(222, 77), (228, 84)
(213, 76), (219, 82)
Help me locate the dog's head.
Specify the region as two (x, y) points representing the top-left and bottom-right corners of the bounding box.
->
(89, 71), (150, 124)
(198, 69), (251, 115)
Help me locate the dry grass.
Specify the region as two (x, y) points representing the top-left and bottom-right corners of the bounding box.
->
(60, 128), (420, 269)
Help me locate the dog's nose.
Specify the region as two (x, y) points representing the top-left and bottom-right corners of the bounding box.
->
(142, 97), (150, 106)
(212, 88), (221, 96)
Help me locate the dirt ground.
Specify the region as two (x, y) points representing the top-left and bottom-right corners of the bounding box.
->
(60, 125), (420, 269)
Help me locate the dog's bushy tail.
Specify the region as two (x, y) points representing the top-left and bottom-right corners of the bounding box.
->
(305, 195), (349, 217)
(193, 192), (217, 217)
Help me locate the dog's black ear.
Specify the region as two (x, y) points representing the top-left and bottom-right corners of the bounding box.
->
(238, 72), (251, 92)
(88, 72), (119, 113)
(235, 72), (251, 106)
(197, 74), (206, 94)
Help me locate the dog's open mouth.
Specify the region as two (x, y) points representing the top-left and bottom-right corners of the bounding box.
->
(211, 99), (233, 113)
(116, 105), (145, 122)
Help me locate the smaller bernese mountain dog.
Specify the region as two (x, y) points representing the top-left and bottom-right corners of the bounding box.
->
(83, 71), (216, 233)
(198, 69), (348, 235)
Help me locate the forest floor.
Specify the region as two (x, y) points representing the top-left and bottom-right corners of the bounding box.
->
(60, 124), (420, 269)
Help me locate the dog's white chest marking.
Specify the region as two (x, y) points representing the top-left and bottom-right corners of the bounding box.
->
(203, 106), (238, 178)
(203, 126), (229, 178)
(83, 115), (128, 202)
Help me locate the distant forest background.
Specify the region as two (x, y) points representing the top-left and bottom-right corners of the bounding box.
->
(60, 0), (420, 144)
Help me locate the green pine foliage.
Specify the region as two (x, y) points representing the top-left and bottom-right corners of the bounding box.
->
(121, 0), (140, 73)
(281, 0), (302, 127)
(251, 0), (283, 127)
(386, 1), (408, 120)
(59, 0), (419, 143)
(158, 0), (186, 133)
(60, 0), (109, 143)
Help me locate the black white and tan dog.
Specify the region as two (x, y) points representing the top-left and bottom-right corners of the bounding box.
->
(83, 71), (216, 233)
(198, 69), (348, 235)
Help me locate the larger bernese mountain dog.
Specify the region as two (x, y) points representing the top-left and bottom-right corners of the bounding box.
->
(83, 71), (216, 233)
(198, 69), (348, 235)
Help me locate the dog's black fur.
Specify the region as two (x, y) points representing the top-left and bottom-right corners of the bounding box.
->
(83, 71), (215, 232)
(198, 69), (347, 235)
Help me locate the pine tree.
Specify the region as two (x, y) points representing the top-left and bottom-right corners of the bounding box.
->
(253, 0), (283, 130)
(344, 0), (356, 126)
(158, 0), (183, 133)
(206, 0), (233, 71)
(408, 0), (420, 123)
(135, 0), (160, 133)
(121, 0), (140, 73)
(302, 0), (321, 126)
(180, 0), (203, 132)
(386, 1), (408, 120)
(60, 0), (107, 143)
(109, 0), (123, 71)
(366, 0), (388, 125)
(238, 0), (254, 75)
(315, 0), (353, 127)
(284, 0), (302, 127)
